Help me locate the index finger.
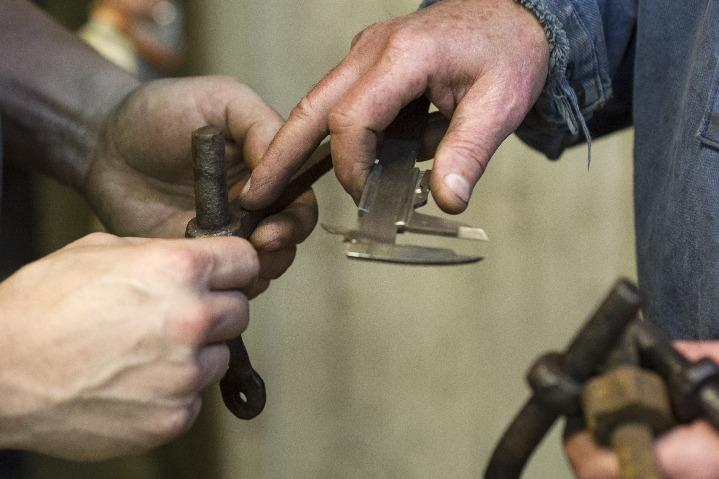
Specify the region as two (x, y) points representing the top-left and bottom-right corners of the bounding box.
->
(164, 236), (260, 290)
(239, 54), (377, 210)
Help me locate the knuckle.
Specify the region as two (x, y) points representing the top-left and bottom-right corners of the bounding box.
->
(208, 74), (246, 93)
(382, 27), (437, 68)
(333, 160), (369, 198)
(84, 231), (116, 243)
(327, 106), (356, 134)
(157, 401), (199, 440)
(290, 95), (321, 123)
(446, 134), (492, 176)
(72, 231), (119, 248)
(168, 302), (215, 344)
(483, 79), (527, 126)
(165, 247), (212, 283)
(350, 21), (384, 48)
(175, 365), (203, 395)
(384, 28), (423, 60)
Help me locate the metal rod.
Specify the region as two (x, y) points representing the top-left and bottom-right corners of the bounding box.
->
(192, 126), (231, 230)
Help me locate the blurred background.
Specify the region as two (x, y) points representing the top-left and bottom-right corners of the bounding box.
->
(2, 1), (636, 478)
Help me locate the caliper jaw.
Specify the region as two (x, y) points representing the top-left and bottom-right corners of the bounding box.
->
(322, 167), (488, 265)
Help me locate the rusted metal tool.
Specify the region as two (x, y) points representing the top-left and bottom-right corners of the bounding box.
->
(186, 126), (332, 419)
(581, 334), (674, 479)
(484, 279), (719, 478)
(323, 98), (488, 265)
(633, 321), (719, 429)
(484, 279), (643, 478)
(186, 102), (486, 418)
(582, 364), (672, 479)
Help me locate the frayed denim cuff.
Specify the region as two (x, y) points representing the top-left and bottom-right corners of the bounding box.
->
(420, 0), (610, 161)
(515, 0), (612, 161)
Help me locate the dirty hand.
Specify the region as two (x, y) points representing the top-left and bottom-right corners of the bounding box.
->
(240, 0), (549, 214)
(0, 232), (258, 460)
(85, 76), (317, 294)
(564, 342), (719, 479)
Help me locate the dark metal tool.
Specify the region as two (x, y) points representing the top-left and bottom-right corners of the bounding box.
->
(186, 126), (332, 419)
(484, 279), (644, 478)
(633, 321), (719, 429)
(323, 98), (488, 265)
(484, 279), (719, 478)
(581, 333), (673, 479)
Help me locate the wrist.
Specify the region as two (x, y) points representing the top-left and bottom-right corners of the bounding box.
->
(0, 316), (35, 451)
(74, 76), (141, 191)
(0, 0), (141, 191)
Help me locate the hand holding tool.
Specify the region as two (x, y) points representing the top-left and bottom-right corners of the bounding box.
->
(186, 126), (332, 419)
(485, 279), (719, 478)
(323, 98), (488, 265)
(484, 279), (643, 478)
(582, 365), (673, 479)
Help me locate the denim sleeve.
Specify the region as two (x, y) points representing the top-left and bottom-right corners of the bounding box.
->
(515, 0), (637, 159)
(421, 0), (637, 160)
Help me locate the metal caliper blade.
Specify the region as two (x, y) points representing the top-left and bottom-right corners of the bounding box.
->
(323, 97), (487, 265)
(322, 225), (483, 264)
(402, 212), (489, 241)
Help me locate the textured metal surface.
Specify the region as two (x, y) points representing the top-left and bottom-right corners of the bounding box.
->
(186, 126), (266, 420)
(484, 279), (643, 478)
(582, 365), (671, 454)
(582, 365), (671, 479)
(611, 423), (663, 479)
(186, 127), (332, 420)
(634, 321), (719, 427)
(345, 241), (481, 265)
(192, 126), (231, 230)
(357, 98), (428, 244)
(486, 279), (719, 478)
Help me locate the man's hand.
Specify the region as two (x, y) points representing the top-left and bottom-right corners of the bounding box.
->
(85, 76), (318, 295)
(565, 342), (719, 479)
(0, 232), (259, 461)
(240, 0), (549, 214)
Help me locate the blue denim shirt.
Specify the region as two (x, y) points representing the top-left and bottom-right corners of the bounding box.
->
(518, 0), (719, 340)
(423, 0), (719, 339)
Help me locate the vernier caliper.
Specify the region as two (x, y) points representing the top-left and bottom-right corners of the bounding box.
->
(323, 97), (488, 265)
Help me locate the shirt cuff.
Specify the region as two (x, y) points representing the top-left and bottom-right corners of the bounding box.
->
(515, 0), (612, 160)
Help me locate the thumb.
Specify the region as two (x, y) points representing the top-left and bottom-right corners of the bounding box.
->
(430, 80), (521, 213)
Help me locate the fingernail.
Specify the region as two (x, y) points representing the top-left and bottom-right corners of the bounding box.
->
(443, 173), (471, 203)
(240, 177), (252, 197)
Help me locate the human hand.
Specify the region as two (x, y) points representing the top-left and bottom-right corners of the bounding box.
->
(240, 0), (549, 214)
(564, 342), (719, 479)
(0, 232), (258, 460)
(85, 76), (318, 294)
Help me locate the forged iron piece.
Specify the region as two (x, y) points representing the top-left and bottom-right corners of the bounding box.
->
(484, 279), (643, 479)
(186, 126), (333, 420)
(192, 126), (231, 230)
(186, 126), (266, 420)
(582, 366), (672, 479)
(527, 352), (582, 416)
(610, 423), (663, 479)
(633, 321), (719, 426)
(485, 279), (719, 478)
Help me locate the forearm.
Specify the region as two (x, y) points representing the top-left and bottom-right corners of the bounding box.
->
(0, 0), (140, 190)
